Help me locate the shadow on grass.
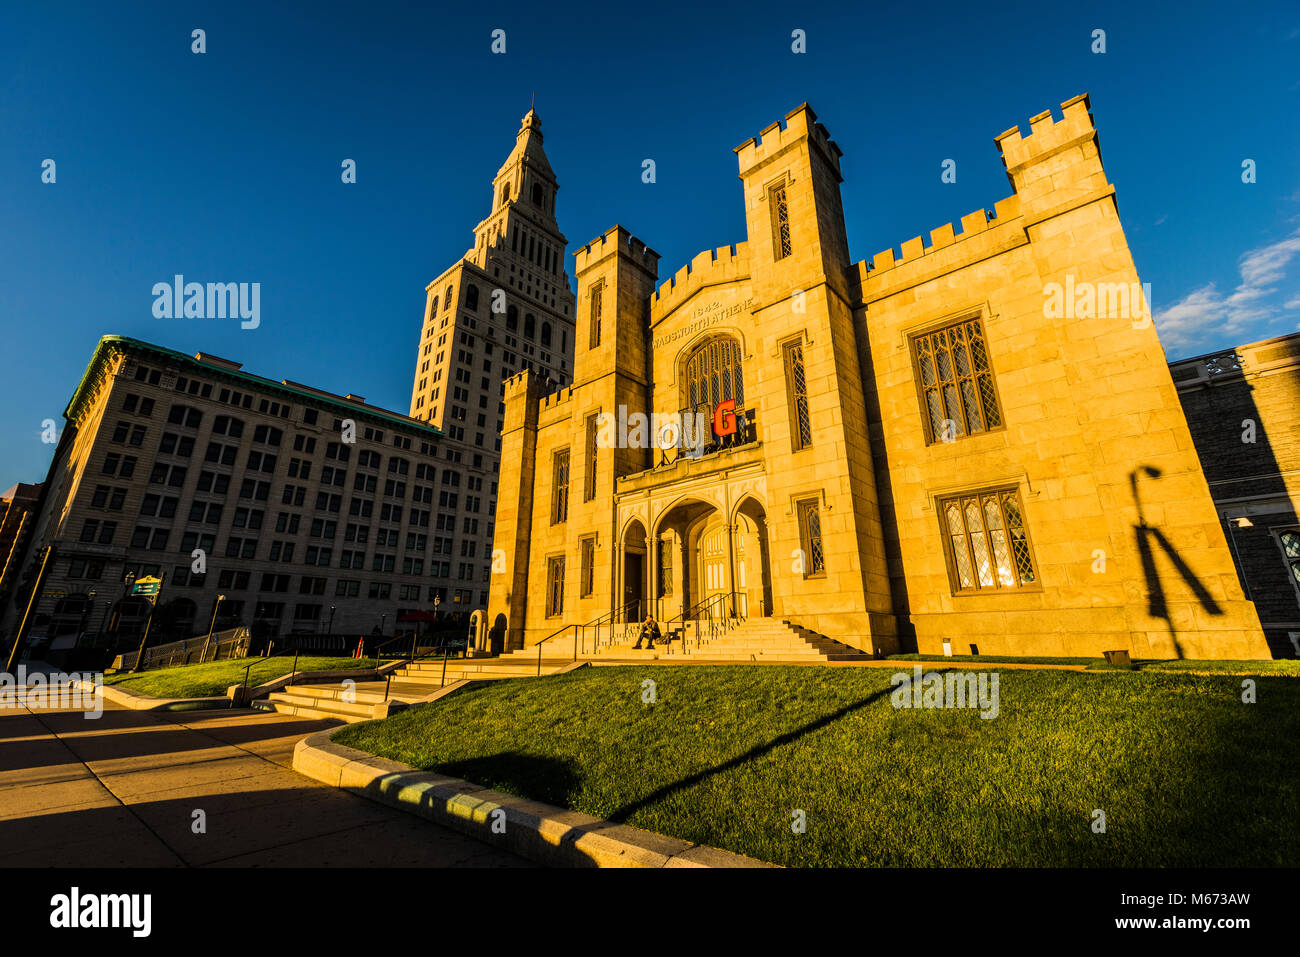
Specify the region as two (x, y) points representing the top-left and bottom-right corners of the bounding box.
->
(607, 681), (899, 824)
(435, 752), (582, 808)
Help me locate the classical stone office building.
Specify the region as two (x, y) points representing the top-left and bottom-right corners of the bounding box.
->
(491, 95), (1272, 660)
(0, 336), (494, 647)
(1172, 333), (1300, 658)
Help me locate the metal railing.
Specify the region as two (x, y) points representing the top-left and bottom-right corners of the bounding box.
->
(531, 600), (644, 676)
(662, 593), (741, 656)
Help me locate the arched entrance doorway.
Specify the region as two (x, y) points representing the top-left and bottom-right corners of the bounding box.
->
(621, 519), (648, 621)
(734, 497), (774, 618)
(653, 495), (773, 621)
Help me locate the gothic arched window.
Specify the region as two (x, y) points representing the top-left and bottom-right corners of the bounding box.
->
(524, 313), (536, 339)
(541, 322), (552, 347)
(682, 336), (744, 414)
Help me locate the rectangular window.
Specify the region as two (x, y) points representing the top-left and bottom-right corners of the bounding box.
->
(551, 449), (570, 525)
(939, 487), (1037, 592)
(797, 498), (825, 578)
(783, 339), (811, 451)
(579, 537), (596, 598)
(584, 413), (598, 501)
(588, 281), (603, 349)
(546, 555), (565, 617)
(770, 182), (792, 260)
(912, 317), (1002, 444)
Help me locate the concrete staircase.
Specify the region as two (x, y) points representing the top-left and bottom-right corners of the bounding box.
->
(493, 617), (871, 664)
(652, 618), (870, 661)
(253, 657), (572, 723)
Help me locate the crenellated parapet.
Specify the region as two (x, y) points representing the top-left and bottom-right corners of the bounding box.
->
(572, 225), (660, 278)
(734, 102), (842, 180)
(651, 243), (750, 318)
(852, 94), (1114, 297)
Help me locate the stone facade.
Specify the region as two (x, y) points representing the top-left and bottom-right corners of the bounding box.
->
(408, 107), (576, 442)
(1, 337), (494, 649)
(490, 95), (1272, 660)
(1171, 334), (1300, 657)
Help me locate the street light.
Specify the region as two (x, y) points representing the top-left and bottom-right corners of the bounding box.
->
(112, 570), (136, 649)
(328, 604), (336, 637)
(200, 594), (226, 664)
(78, 590), (97, 649)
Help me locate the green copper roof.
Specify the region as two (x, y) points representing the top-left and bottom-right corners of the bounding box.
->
(64, 335), (446, 440)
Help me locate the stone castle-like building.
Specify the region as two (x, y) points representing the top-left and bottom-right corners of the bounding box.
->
(489, 94), (1272, 660)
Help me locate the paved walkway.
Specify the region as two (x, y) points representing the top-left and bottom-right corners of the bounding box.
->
(0, 697), (529, 867)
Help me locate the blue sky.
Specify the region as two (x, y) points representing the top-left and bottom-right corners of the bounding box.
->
(2, 0), (1298, 491)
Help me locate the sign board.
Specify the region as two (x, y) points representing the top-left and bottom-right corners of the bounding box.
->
(132, 576), (162, 596)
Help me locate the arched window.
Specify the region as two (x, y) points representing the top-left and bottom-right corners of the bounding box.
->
(501, 183), (510, 205)
(532, 183), (544, 205)
(445, 285), (453, 308)
(524, 313), (535, 339)
(466, 285), (479, 311)
(682, 336), (744, 415)
(506, 305), (518, 332)
(430, 295), (439, 318)
(541, 322), (552, 347)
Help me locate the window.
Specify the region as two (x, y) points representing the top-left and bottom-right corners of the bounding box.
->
(683, 336), (744, 418)
(783, 339), (811, 451)
(579, 537), (596, 598)
(770, 181), (792, 260)
(912, 317), (1002, 444)
(584, 413), (598, 501)
(1277, 530), (1300, 594)
(551, 450), (569, 524)
(546, 555), (565, 617)
(796, 498), (825, 578)
(588, 281), (603, 348)
(167, 404), (201, 428)
(939, 487), (1037, 592)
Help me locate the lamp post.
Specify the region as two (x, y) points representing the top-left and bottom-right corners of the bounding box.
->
(113, 570), (136, 648)
(328, 604), (336, 637)
(201, 594), (226, 664)
(78, 590), (97, 649)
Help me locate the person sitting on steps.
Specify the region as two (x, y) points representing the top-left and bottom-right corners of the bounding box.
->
(633, 615), (660, 650)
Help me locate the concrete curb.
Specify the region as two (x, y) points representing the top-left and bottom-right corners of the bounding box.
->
(231, 666), (388, 706)
(74, 679), (227, 712)
(292, 726), (775, 868)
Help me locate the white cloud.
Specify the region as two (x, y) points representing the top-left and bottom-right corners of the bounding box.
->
(1154, 229), (1300, 354)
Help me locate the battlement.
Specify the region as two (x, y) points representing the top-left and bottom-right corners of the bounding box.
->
(854, 195), (1022, 280)
(651, 243), (750, 316)
(540, 385), (575, 411)
(995, 93), (1097, 175)
(734, 103), (842, 178)
(572, 224), (661, 277)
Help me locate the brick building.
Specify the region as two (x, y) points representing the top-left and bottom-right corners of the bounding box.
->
(0, 336), (495, 651)
(490, 95), (1272, 660)
(1172, 333), (1300, 657)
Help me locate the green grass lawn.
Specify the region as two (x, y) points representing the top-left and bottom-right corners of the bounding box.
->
(104, 656), (378, 698)
(335, 665), (1299, 867)
(889, 653), (1300, 674)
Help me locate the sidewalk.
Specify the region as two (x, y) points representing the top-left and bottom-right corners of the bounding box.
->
(0, 697), (530, 867)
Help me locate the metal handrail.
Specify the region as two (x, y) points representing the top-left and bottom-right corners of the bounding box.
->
(383, 645), (463, 701)
(663, 592), (738, 655)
